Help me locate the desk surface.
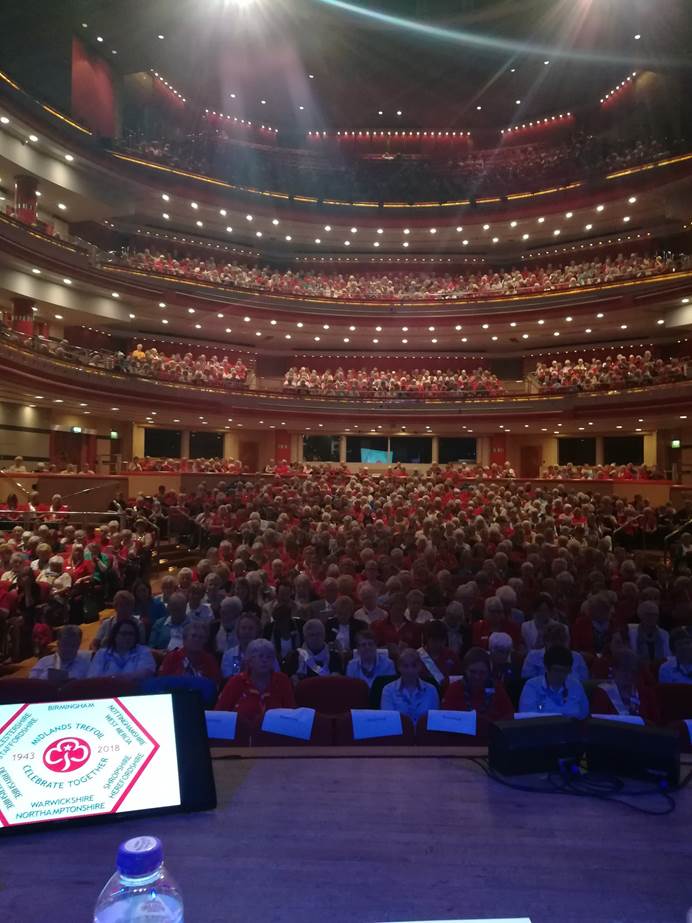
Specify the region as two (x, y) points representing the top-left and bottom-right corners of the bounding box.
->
(1, 756), (690, 923)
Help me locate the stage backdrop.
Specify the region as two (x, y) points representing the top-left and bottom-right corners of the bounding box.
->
(71, 36), (117, 137)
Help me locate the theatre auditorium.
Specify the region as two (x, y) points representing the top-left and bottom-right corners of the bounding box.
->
(0, 2), (691, 921)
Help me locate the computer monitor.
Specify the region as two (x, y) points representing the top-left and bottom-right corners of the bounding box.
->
(0, 692), (216, 833)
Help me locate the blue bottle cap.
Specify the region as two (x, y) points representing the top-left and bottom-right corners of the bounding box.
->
(117, 836), (163, 877)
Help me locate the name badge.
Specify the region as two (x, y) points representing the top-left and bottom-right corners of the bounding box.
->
(262, 707), (316, 740)
(351, 709), (402, 740)
(205, 710), (237, 741)
(427, 709), (477, 736)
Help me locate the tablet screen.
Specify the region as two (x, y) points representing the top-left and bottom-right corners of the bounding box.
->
(0, 695), (181, 828)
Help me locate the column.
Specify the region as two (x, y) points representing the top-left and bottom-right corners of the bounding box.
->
(274, 430), (291, 463)
(339, 434), (346, 463)
(431, 435), (439, 464)
(595, 436), (604, 466)
(11, 296), (35, 336)
(14, 174), (38, 225)
(180, 430), (190, 464)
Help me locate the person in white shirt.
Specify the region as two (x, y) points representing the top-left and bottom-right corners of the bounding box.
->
(88, 618), (156, 680)
(658, 627), (692, 684)
(286, 618), (342, 683)
(30, 625), (90, 681)
(628, 601), (670, 663)
(346, 629), (396, 688)
(92, 590), (145, 650)
(221, 613), (260, 678)
(519, 646), (589, 719)
(522, 622), (589, 682)
(381, 647), (439, 722)
(216, 595), (243, 652)
(186, 582), (213, 622)
(404, 589), (433, 624)
(521, 592), (558, 651)
(354, 582), (387, 624)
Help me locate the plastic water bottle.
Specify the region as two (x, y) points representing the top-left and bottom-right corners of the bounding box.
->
(93, 836), (183, 922)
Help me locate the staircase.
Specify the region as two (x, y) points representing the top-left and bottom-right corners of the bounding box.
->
(157, 540), (200, 571)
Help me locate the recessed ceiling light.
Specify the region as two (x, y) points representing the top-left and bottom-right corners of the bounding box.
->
(510, 321), (517, 327)
(162, 213), (170, 220)
(634, 33), (641, 40)
(456, 226), (464, 232)
(162, 193), (170, 202)
(225, 327), (232, 333)
(62, 278), (71, 285)
(402, 326), (408, 332)
(373, 241), (380, 247)
(596, 312), (604, 318)
(522, 333), (529, 339)
(159, 302), (166, 308)
(285, 235), (292, 241)
(461, 337), (468, 343)
(28, 134), (38, 143)
(537, 217), (545, 223)
(553, 229), (560, 236)
(272, 218), (279, 226)
(403, 241), (409, 247)
(585, 328), (592, 334)
(515, 99), (521, 105)
(162, 319), (168, 324)
(628, 196), (637, 204)
(195, 324), (202, 330)
(32, 268), (41, 274)
(482, 323), (489, 330)
(54, 314), (63, 320)
(565, 211), (573, 219)
(510, 220), (517, 228)
(476, 105), (482, 111)
(296, 322), (303, 328)
(190, 202), (198, 209)
(244, 316), (251, 322)
(620, 324), (628, 329)
(343, 337), (350, 343)
(483, 224), (490, 231)
(462, 239), (469, 246)
(129, 313), (136, 319)
(187, 307), (195, 314)
(344, 240), (350, 246)
(246, 214), (253, 221)
(537, 319), (545, 325)
(351, 227), (358, 234)
(657, 319), (665, 325)
(522, 233), (529, 240)
(584, 223), (593, 231)
(596, 204), (604, 212)
(255, 231), (262, 237)
(219, 209), (227, 217)
(285, 333), (291, 340)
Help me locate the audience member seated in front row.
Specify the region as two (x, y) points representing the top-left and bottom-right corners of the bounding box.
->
(346, 630), (397, 687)
(417, 619), (461, 685)
(658, 627), (692, 684)
(381, 648), (440, 722)
(29, 624), (90, 681)
(215, 638), (295, 727)
(441, 647), (514, 739)
(518, 646), (590, 718)
(591, 648), (660, 723)
(87, 618), (156, 680)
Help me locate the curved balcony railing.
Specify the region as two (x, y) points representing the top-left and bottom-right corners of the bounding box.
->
(3, 334), (692, 419)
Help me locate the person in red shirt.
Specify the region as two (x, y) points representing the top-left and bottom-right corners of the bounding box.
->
(216, 637), (295, 726)
(372, 593), (422, 653)
(471, 596), (521, 649)
(159, 622), (221, 685)
(442, 647), (514, 741)
(590, 647), (659, 723)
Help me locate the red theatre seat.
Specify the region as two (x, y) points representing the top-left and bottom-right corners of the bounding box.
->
(334, 711), (415, 746)
(294, 676), (370, 715)
(251, 712), (334, 747)
(0, 678), (61, 704)
(656, 684), (692, 724)
(59, 678), (140, 700)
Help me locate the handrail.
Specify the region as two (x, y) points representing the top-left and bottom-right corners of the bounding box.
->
(1, 335), (690, 408)
(0, 471), (32, 498)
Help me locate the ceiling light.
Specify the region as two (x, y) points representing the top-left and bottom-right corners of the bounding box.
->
(343, 337), (350, 343)
(522, 233), (529, 240)
(620, 324), (628, 330)
(462, 239), (469, 246)
(482, 323), (489, 330)
(62, 278), (71, 285)
(403, 241), (409, 247)
(476, 105), (482, 111)
(403, 228), (410, 235)
(402, 326), (408, 332)
(162, 319), (168, 324)
(372, 338), (379, 344)
(483, 224), (490, 231)
(129, 313), (136, 319)
(455, 325), (462, 331)
(31, 268), (41, 274)
(54, 314), (63, 320)
(285, 333), (291, 339)
(190, 202), (198, 209)
(377, 228), (384, 234)
(314, 336), (320, 342)
(623, 216), (630, 222)
(522, 333), (529, 339)
(628, 196), (637, 204)
(324, 225), (331, 232)
(634, 33), (641, 40)
(314, 238), (321, 244)
(195, 324), (202, 330)
(657, 319), (665, 325)
(188, 307), (195, 314)
(585, 328), (592, 334)
(162, 193), (170, 202)
(596, 313), (604, 318)
(553, 331), (560, 337)
(349, 325), (356, 331)
(515, 99), (521, 105)
(401, 338), (408, 344)
(456, 226), (464, 232)
(537, 217), (545, 224)
(428, 326), (435, 332)
(373, 241), (380, 247)
(111, 292), (119, 298)
(285, 235), (292, 241)
(272, 218), (279, 226)
(56, 202), (68, 212)
(351, 227), (358, 234)
(0, 116), (9, 125)
(584, 223), (592, 231)
(246, 214), (253, 221)
(553, 229), (560, 236)
(461, 337), (468, 343)
(296, 322), (303, 328)
(537, 319), (545, 325)
(323, 324), (330, 330)
(344, 240), (350, 246)
(596, 204), (604, 212)
(225, 327), (232, 333)
(162, 213), (170, 220)
(565, 316), (573, 322)
(196, 220), (203, 227)
(159, 302), (166, 308)
(510, 221), (517, 228)
(377, 326), (384, 332)
(28, 134), (38, 143)
(255, 231), (262, 237)
(244, 316), (251, 322)
(565, 212), (573, 219)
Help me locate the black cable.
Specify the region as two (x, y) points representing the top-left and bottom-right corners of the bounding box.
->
(463, 756), (678, 815)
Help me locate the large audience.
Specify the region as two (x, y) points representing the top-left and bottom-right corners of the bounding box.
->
(115, 130), (680, 202)
(534, 352), (688, 392)
(2, 472), (691, 746)
(117, 249), (682, 302)
(283, 366), (504, 397)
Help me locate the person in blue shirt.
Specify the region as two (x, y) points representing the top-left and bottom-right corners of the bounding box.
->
(346, 629), (396, 688)
(381, 647), (439, 722)
(658, 627), (692, 684)
(518, 645), (589, 719)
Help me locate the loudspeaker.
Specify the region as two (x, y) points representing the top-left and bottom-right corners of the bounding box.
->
(585, 719), (680, 787)
(488, 717), (582, 775)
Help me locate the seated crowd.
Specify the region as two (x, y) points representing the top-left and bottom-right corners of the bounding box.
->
(534, 352), (687, 393)
(117, 249), (682, 302)
(0, 323), (249, 390)
(283, 366), (504, 398)
(543, 463), (666, 481)
(114, 130), (679, 203)
(5, 472), (691, 744)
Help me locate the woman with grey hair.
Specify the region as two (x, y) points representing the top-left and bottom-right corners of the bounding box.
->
(285, 618), (342, 683)
(216, 637), (295, 725)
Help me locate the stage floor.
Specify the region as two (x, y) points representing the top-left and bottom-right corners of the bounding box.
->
(1, 756), (690, 923)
